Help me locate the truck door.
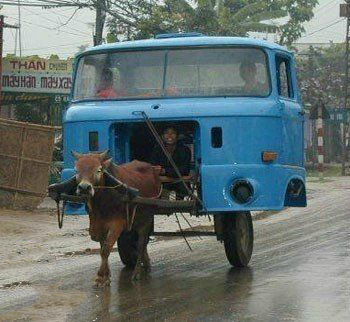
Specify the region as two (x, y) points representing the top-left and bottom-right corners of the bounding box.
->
(276, 54), (304, 167)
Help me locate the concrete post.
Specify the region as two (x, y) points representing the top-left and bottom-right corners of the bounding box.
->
(317, 104), (324, 172)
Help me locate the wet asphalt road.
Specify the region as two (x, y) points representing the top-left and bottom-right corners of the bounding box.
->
(1, 181), (350, 321)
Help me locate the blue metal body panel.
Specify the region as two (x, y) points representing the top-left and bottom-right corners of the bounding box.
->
(63, 36), (306, 214)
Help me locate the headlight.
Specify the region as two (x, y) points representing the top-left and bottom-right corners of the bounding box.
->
(231, 179), (254, 204)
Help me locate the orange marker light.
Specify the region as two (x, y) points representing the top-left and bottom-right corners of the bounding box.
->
(262, 151), (278, 163)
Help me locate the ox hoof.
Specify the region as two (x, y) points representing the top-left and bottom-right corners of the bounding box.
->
(95, 275), (111, 288)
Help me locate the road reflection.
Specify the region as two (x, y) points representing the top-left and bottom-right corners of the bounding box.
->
(69, 265), (254, 321)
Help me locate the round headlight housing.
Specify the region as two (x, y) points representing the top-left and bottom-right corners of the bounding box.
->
(231, 180), (254, 204)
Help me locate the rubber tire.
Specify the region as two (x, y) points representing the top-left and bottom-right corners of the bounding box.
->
(223, 211), (254, 267)
(117, 230), (139, 268)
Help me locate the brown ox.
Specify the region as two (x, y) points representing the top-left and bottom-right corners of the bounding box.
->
(73, 151), (161, 285)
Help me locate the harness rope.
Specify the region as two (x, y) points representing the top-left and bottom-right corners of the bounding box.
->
(55, 172), (162, 230)
(125, 183), (162, 231)
(94, 184), (122, 189)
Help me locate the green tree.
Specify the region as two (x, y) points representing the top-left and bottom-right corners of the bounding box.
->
(106, 0), (318, 46)
(296, 43), (345, 107)
(14, 101), (50, 124)
(65, 0), (154, 44)
(276, 0), (318, 45)
(49, 54), (60, 60)
(63, 0), (317, 45)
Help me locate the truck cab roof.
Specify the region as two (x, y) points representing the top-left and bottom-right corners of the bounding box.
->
(80, 35), (290, 57)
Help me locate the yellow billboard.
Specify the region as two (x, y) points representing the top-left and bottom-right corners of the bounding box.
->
(2, 57), (73, 94)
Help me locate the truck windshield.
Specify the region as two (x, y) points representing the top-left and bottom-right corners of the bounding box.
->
(73, 47), (270, 100)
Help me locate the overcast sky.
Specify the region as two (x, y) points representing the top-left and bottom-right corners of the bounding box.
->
(0, 0), (347, 59)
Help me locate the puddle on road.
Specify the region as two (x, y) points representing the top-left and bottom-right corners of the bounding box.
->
(0, 283), (87, 322)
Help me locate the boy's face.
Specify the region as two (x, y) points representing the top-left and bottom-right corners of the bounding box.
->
(162, 128), (178, 146)
(101, 72), (113, 87)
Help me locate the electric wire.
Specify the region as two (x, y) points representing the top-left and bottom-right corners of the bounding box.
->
(4, 50), (80, 57)
(301, 18), (346, 39)
(21, 6), (91, 36)
(55, 7), (80, 28)
(0, 1), (82, 7)
(314, 0), (339, 14)
(5, 15), (91, 38)
(34, 0), (76, 4)
(44, 7), (91, 25)
(2, 41), (90, 54)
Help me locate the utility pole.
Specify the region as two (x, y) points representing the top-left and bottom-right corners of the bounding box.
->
(340, 2), (350, 175)
(316, 100), (325, 172)
(17, 0), (22, 57)
(14, 25), (18, 55)
(0, 16), (19, 117)
(94, 0), (106, 46)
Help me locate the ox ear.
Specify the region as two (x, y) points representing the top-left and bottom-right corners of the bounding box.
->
(99, 149), (110, 161)
(71, 150), (83, 159)
(102, 158), (112, 169)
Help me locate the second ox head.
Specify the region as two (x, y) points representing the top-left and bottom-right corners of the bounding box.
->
(72, 150), (112, 197)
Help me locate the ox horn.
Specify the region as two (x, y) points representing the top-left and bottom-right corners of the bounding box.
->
(99, 149), (110, 161)
(71, 150), (83, 159)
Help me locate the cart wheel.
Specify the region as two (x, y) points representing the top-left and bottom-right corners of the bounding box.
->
(117, 230), (138, 268)
(223, 212), (253, 267)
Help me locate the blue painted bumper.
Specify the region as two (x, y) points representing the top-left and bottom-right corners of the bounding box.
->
(62, 163), (305, 215)
(201, 164), (305, 212)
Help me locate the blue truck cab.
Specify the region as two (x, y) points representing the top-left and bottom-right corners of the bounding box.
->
(62, 34), (306, 215)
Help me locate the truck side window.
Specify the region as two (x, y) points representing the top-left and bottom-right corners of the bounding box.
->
(276, 56), (293, 99)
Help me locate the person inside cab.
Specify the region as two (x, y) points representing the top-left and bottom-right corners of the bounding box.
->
(96, 68), (118, 99)
(239, 61), (268, 96)
(150, 126), (191, 197)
